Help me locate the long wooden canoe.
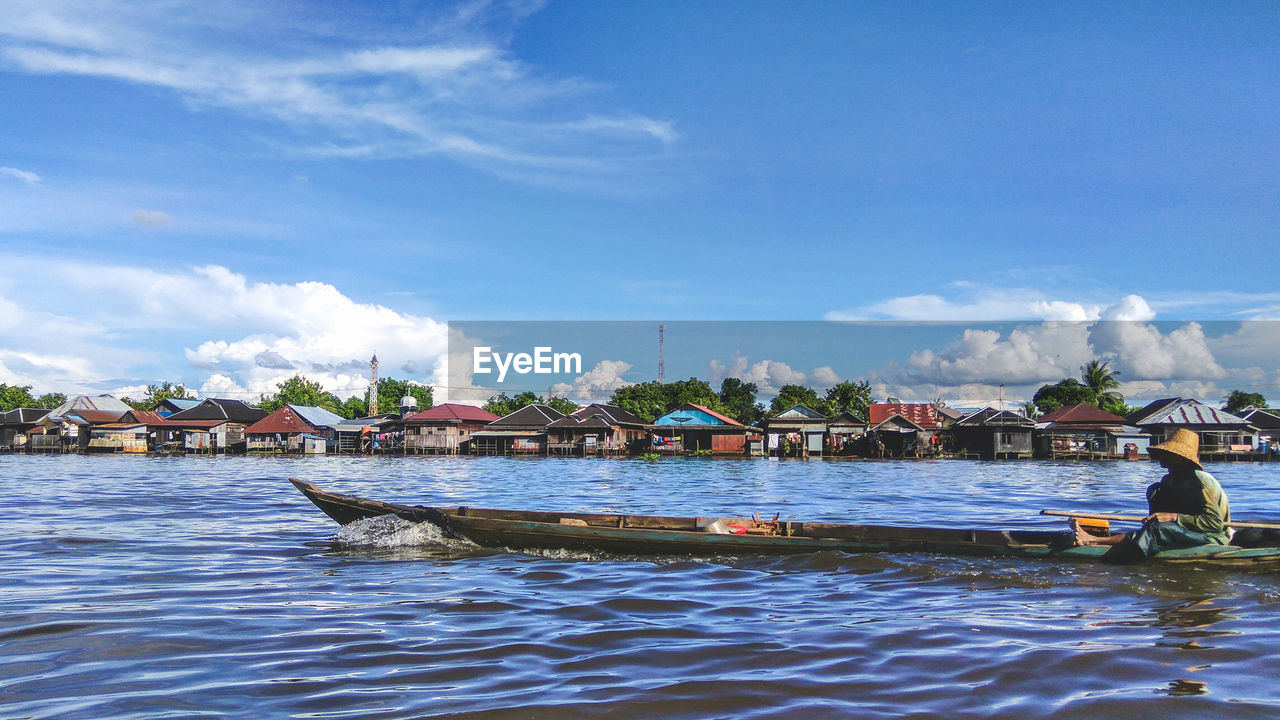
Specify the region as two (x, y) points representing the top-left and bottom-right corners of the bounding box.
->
(289, 479), (1280, 566)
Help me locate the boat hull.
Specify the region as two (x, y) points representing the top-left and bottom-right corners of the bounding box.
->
(289, 479), (1280, 566)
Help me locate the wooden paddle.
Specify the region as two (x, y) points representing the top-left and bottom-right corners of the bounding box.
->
(1041, 509), (1280, 531)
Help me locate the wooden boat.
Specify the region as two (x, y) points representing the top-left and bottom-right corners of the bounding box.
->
(290, 479), (1280, 566)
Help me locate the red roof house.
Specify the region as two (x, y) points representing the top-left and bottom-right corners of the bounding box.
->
(403, 403), (500, 454)
(403, 403), (500, 424)
(869, 403), (941, 429)
(1037, 403), (1128, 425)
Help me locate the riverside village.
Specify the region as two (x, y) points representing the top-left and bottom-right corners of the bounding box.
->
(3, 352), (1276, 463)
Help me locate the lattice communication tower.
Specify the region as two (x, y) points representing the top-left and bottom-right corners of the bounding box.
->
(368, 353), (379, 415)
(657, 324), (665, 383)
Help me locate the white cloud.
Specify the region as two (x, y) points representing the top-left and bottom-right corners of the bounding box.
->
(867, 294), (1257, 407)
(1088, 320), (1226, 381)
(896, 324), (1092, 386)
(707, 354), (808, 396)
(0, 259), (448, 400)
(825, 289), (1107, 322)
(0, 2), (673, 185)
(1099, 294), (1156, 322)
(131, 209), (172, 227)
(0, 347), (100, 390)
(549, 359), (633, 403)
(811, 366), (841, 388)
(0, 166), (41, 185)
(198, 373), (248, 400)
(828, 286), (1280, 324)
(876, 381), (1030, 410)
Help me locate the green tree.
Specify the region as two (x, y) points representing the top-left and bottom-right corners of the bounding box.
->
(769, 384), (827, 416)
(547, 396), (580, 416)
(483, 390), (578, 418)
(0, 385), (67, 412)
(121, 382), (196, 411)
(339, 396), (368, 419)
(1080, 360), (1124, 411)
(663, 378), (724, 413)
(0, 383), (37, 411)
(121, 396), (149, 411)
(1032, 378), (1097, 414)
(484, 390), (540, 418)
(609, 378), (725, 422)
(1099, 397), (1137, 418)
(719, 378), (763, 427)
(825, 380), (872, 421)
(608, 382), (669, 422)
(374, 377), (433, 416)
(259, 374), (344, 415)
(34, 393), (66, 410)
(1223, 390), (1267, 415)
(143, 382), (195, 410)
(1021, 401), (1041, 420)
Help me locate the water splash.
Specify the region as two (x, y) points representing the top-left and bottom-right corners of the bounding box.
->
(332, 515), (454, 548)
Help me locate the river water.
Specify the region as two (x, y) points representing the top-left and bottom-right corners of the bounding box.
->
(3, 454), (1280, 719)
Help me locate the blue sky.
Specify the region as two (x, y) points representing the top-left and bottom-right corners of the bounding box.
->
(0, 1), (1277, 407)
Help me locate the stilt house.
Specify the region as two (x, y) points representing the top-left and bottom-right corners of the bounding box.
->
(403, 404), (500, 455)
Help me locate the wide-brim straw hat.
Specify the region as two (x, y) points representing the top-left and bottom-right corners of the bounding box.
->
(1149, 428), (1202, 469)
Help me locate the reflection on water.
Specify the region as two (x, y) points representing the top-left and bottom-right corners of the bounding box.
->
(2, 454), (1280, 719)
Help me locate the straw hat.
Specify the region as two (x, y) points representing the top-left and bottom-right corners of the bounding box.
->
(1149, 428), (1202, 469)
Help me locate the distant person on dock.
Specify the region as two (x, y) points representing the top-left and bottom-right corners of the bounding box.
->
(1074, 429), (1231, 559)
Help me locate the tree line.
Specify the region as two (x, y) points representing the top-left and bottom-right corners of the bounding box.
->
(480, 377), (874, 426)
(1026, 360), (1267, 418)
(2, 365), (1269, 422)
(0, 376), (434, 420)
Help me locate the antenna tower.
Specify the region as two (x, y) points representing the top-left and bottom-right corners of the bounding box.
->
(368, 352), (380, 415)
(657, 324), (665, 383)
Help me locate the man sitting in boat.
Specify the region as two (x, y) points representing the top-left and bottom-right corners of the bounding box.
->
(1074, 429), (1230, 559)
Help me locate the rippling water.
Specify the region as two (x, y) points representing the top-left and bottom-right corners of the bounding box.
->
(4, 454), (1280, 719)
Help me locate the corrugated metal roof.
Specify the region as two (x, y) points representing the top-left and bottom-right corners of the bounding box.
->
(490, 404), (566, 428)
(122, 410), (168, 425)
(1037, 403), (1128, 424)
(404, 403), (500, 423)
(570, 403), (647, 426)
(66, 409), (128, 424)
(245, 405), (342, 434)
(1038, 423), (1144, 435)
(1, 408), (51, 424)
(937, 406), (965, 421)
(954, 408), (1034, 427)
(774, 405), (826, 420)
(166, 398), (267, 423)
(471, 430), (543, 437)
(290, 405), (346, 428)
(160, 398), (202, 411)
(1132, 398), (1248, 426)
(683, 403), (744, 426)
(653, 403), (744, 427)
(1238, 408), (1280, 430)
(869, 403), (940, 428)
(547, 414), (616, 429)
(47, 394), (131, 420)
(165, 419), (228, 429)
(872, 414), (926, 432)
(1127, 398), (1184, 425)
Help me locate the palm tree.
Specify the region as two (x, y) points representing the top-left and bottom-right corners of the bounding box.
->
(1080, 360), (1123, 411)
(1021, 401), (1040, 420)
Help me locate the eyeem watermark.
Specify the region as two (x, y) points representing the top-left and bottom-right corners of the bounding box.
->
(473, 346), (583, 382)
